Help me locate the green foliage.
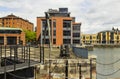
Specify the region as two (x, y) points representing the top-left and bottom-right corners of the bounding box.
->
(24, 30), (36, 42)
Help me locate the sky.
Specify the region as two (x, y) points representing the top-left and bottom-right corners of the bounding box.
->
(0, 0), (120, 34)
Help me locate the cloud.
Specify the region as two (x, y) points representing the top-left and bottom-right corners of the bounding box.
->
(0, 0), (120, 33)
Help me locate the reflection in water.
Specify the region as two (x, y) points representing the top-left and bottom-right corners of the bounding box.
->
(89, 48), (120, 79)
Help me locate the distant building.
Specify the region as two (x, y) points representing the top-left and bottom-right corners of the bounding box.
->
(0, 14), (34, 31)
(0, 27), (25, 45)
(81, 34), (98, 45)
(81, 28), (120, 45)
(98, 28), (120, 44)
(36, 8), (81, 46)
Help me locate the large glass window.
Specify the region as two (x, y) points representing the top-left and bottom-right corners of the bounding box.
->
(73, 33), (80, 37)
(42, 20), (52, 28)
(0, 30), (21, 34)
(63, 39), (71, 44)
(110, 32), (114, 40)
(63, 20), (71, 28)
(42, 30), (48, 36)
(53, 39), (56, 44)
(63, 31), (71, 36)
(73, 40), (80, 44)
(0, 37), (4, 45)
(102, 32), (106, 40)
(7, 37), (17, 45)
(42, 20), (47, 28)
(53, 20), (56, 28)
(73, 25), (80, 30)
(53, 30), (56, 36)
(43, 39), (49, 44)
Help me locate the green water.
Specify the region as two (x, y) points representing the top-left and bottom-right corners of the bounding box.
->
(89, 48), (120, 79)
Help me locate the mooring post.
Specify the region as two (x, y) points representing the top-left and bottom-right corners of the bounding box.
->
(79, 63), (82, 79)
(65, 59), (68, 79)
(90, 58), (92, 79)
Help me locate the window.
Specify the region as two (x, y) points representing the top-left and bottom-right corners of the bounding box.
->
(42, 20), (52, 28)
(53, 30), (56, 36)
(73, 33), (80, 37)
(63, 31), (71, 36)
(0, 37), (4, 45)
(43, 39), (49, 44)
(53, 20), (56, 28)
(7, 37), (17, 45)
(90, 36), (92, 39)
(83, 36), (85, 39)
(42, 20), (47, 28)
(53, 39), (56, 44)
(102, 32), (106, 40)
(73, 25), (80, 30)
(63, 20), (71, 28)
(63, 39), (71, 44)
(73, 40), (80, 44)
(42, 30), (48, 36)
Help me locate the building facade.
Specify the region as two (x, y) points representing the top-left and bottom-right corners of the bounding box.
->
(72, 23), (81, 44)
(36, 8), (81, 46)
(81, 34), (98, 45)
(0, 27), (25, 45)
(98, 28), (120, 44)
(81, 28), (120, 45)
(0, 14), (34, 31)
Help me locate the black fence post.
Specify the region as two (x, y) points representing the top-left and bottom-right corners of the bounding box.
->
(10, 46), (12, 59)
(42, 47), (45, 64)
(65, 60), (68, 79)
(24, 46), (25, 62)
(14, 45), (17, 71)
(79, 63), (82, 79)
(28, 45), (30, 67)
(40, 45), (41, 63)
(21, 45), (23, 59)
(4, 45), (6, 79)
(90, 59), (92, 79)
(0, 46), (2, 66)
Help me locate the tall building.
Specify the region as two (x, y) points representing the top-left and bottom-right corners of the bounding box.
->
(0, 14), (34, 31)
(36, 8), (81, 46)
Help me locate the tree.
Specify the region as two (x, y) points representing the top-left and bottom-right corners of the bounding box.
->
(24, 30), (36, 43)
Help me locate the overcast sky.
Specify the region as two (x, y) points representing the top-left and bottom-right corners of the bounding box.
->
(0, 0), (120, 33)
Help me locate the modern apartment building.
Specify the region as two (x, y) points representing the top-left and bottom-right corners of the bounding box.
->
(81, 28), (120, 45)
(36, 8), (81, 46)
(98, 28), (120, 44)
(81, 34), (98, 45)
(72, 23), (81, 44)
(0, 14), (34, 31)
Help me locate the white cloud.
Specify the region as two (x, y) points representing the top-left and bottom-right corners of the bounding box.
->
(0, 0), (120, 33)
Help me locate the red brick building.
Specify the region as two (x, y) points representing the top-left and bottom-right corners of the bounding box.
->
(0, 14), (34, 31)
(0, 27), (25, 45)
(36, 8), (81, 46)
(0, 14), (34, 45)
